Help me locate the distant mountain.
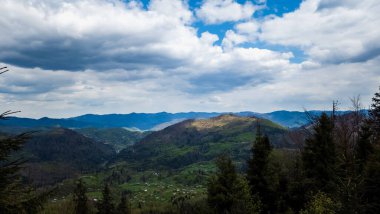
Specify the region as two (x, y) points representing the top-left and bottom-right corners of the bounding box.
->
(0, 110), (355, 130)
(19, 128), (115, 186)
(114, 114), (287, 170)
(0, 116), (93, 128)
(70, 112), (221, 130)
(75, 127), (149, 152)
(258, 111), (314, 128)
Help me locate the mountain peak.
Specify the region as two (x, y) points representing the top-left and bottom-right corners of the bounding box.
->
(191, 114), (256, 130)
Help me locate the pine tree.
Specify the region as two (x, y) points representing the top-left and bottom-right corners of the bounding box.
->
(97, 184), (115, 214)
(207, 155), (259, 214)
(356, 121), (374, 172)
(116, 193), (130, 214)
(302, 112), (337, 194)
(0, 132), (29, 213)
(0, 69), (47, 213)
(231, 175), (261, 214)
(369, 86), (380, 141)
(73, 179), (88, 214)
(246, 125), (273, 213)
(360, 87), (380, 213)
(207, 155), (236, 214)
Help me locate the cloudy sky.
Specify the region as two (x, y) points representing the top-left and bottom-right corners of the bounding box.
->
(0, 0), (379, 118)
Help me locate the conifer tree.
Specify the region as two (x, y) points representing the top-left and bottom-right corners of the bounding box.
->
(360, 87), (380, 213)
(97, 184), (115, 214)
(246, 125), (273, 212)
(207, 155), (236, 214)
(116, 193), (130, 214)
(207, 155), (259, 214)
(356, 121), (373, 172)
(302, 112), (337, 194)
(369, 86), (380, 140)
(73, 179), (88, 214)
(0, 68), (47, 213)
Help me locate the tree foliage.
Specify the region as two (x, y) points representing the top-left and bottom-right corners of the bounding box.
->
(97, 184), (115, 214)
(302, 112), (337, 194)
(246, 125), (273, 213)
(360, 87), (380, 213)
(300, 192), (340, 214)
(73, 179), (88, 214)
(116, 193), (131, 214)
(207, 155), (259, 214)
(0, 67), (48, 214)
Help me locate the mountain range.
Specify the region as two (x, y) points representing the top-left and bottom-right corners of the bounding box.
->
(0, 110), (338, 130)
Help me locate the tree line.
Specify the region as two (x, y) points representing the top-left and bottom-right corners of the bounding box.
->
(207, 89), (380, 214)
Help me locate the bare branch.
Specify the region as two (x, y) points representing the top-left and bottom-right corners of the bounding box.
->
(0, 110), (21, 120)
(0, 66), (8, 74)
(0, 70), (8, 75)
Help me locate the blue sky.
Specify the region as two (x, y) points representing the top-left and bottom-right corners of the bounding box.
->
(0, 0), (379, 118)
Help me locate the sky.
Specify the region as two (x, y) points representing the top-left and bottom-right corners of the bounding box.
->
(0, 0), (379, 118)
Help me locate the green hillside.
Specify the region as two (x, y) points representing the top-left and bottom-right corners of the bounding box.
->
(20, 128), (115, 186)
(115, 114), (287, 170)
(43, 115), (288, 208)
(75, 127), (149, 152)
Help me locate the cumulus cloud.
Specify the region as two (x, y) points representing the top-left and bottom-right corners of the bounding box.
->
(0, 0), (201, 71)
(0, 0), (378, 117)
(222, 30), (248, 49)
(258, 0), (380, 63)
(196, 0), (256, 24)
(149, 0), (193, 24)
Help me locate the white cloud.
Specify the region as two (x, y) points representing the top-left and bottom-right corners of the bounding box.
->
(222, 30), (248, 49)
(200, 32), (219, 45)
(0, 0), (202, 71)
(202, 56), (380, 112)
(148, 0), (193, 24)
(236, 21), (260, 36)
(0, 0), (379, 117)
(196, 0), (255, 24)
(259, 0), (380, 63)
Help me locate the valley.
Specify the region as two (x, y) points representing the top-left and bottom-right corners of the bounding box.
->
(2, 113), (293, 212)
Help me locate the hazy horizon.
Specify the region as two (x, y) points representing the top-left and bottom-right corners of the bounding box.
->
(10, 108), (360, 120)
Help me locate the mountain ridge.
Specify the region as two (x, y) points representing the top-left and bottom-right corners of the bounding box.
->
(0, 110), (354, 130)
(115, 114), (288, 170)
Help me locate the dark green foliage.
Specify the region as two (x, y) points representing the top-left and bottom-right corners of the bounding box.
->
(104, 168), (132, 185)
(361, 149), (380, 213)
(300, 192), (340, 214)
(97, 184), (115, 214)
(207, 156), (236, 213)
(76, 127), (148, 152)
(73, 179), (88, 214)
(116, 193), (130, 214)
(171, 194), (191, 214)
(302, 112), (337, 194)
(231, 175), (261, 214)
(0, 70), (49, 213)
(286, 155), (307, 213)
(369, 87), (380, 139)
(207, 155), (259, 214)
(356, 121), (374, 172)
(22, 128), (115, 186)
(360, 87), (380, 213)
(246, 127), (274, 213)
(0, 128), (46, 213)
